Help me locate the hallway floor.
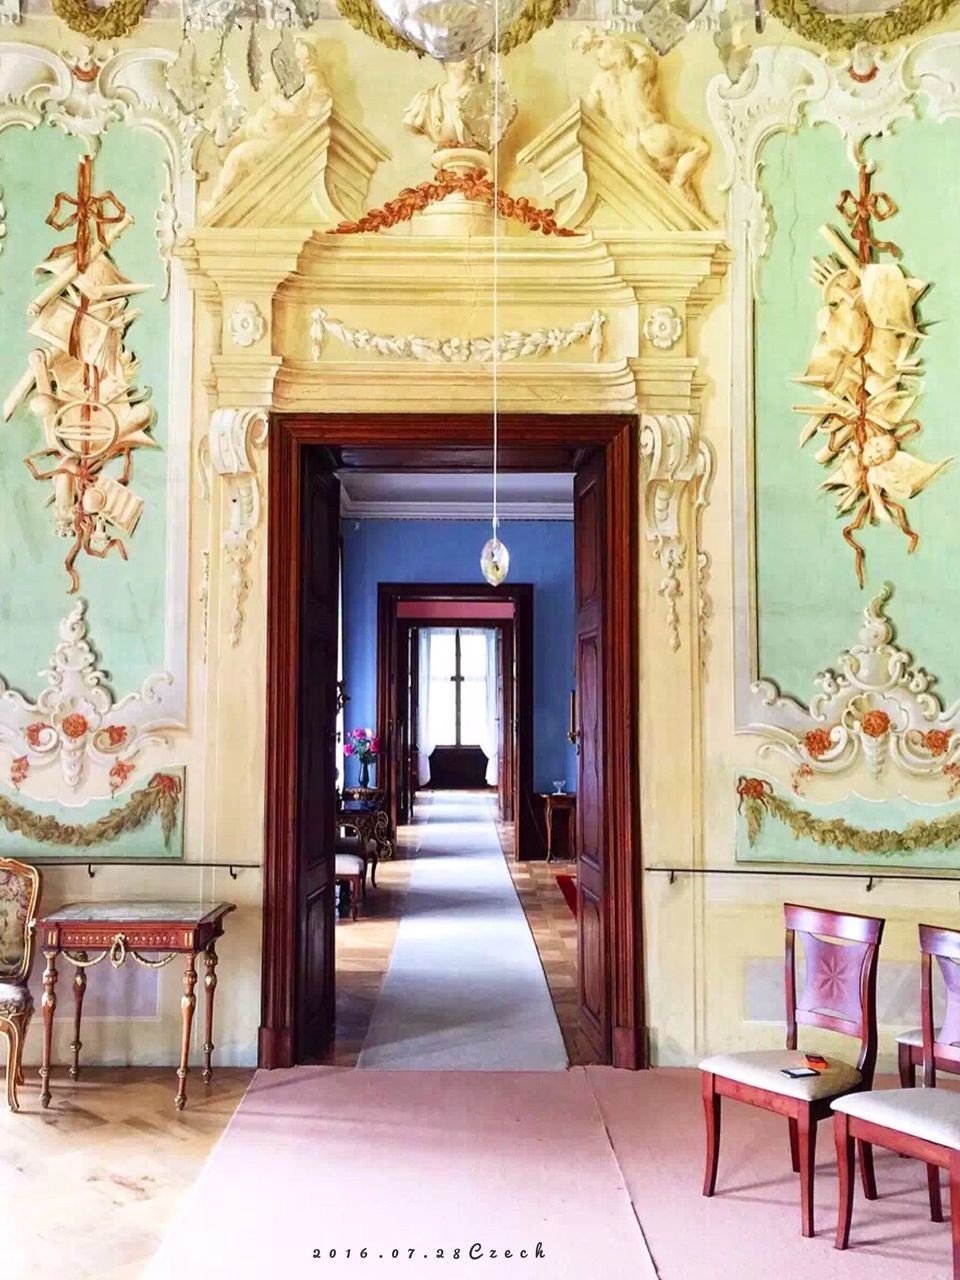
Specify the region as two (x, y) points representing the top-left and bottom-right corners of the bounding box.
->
(356, 791), (568, 1069)
(333, 789), (584, 1066)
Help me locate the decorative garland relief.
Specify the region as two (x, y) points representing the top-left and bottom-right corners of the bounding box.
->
(738, 775), (960, 857)
(0, 772), (182, 849)
(309, 308), (606, 365)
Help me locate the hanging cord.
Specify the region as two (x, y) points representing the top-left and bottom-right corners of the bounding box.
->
(491, 3), (500, 541)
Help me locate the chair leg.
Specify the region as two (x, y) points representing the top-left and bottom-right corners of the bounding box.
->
(3, 1020), (20, 1112)
(15, 1011), (29, 1086)
(701, 1072), (721, 1197)
(898, 1040), (915, 1088)
(858, 1139), (878, 1201)
(928, 1163), (944, 1224)
(950, 1153), (960, 1280)
(788, 1117), (800, 1173)
(797, 1107), (817, 1238)
(833, 1111), (854, 1251)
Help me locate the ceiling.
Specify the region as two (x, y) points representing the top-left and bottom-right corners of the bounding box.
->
(338, 471), (574, 521)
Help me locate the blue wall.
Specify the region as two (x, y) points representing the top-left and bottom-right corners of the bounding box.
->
(341, 519), (578, 792)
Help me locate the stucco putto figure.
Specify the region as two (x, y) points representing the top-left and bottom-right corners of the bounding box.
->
(575, 32), (709, 211)
(207, 40), (332, 208)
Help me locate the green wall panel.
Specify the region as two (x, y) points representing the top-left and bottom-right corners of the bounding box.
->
(0, 125), (170, 697)
(755, 118), (960, 704)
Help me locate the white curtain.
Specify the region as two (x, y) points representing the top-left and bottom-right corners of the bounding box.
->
(459, 627), (499, 787)
(416, 627), (499, 788)
(417, 628), (437, 786)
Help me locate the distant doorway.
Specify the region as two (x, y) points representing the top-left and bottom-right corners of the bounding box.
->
(376, 582), (534, 853)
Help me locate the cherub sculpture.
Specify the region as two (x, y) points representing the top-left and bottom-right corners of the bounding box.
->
(206, 40), (331, 208)
(574, 32), (708, 211)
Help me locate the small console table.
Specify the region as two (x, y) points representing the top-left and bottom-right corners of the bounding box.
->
(540, 793), (577, 863)
(37, 900), (236, 1111)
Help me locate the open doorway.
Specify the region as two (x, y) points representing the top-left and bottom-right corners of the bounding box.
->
(260, 414), (644, 1072)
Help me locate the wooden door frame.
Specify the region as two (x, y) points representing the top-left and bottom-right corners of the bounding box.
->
(375, 583), (533, 851)
(260, 412), (646, 1070)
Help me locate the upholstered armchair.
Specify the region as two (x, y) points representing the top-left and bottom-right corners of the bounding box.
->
(0, 857), (41, 1111)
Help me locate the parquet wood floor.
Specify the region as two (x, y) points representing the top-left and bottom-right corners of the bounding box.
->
(1, 1066), (252, 1280)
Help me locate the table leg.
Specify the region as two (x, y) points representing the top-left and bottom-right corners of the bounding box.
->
(545, 802), (555, 863)
(176, 952), (197, 1111)
(202, 945), (218, 1085)
(39, 949), (58, 1109)
(69, 951), (87, 1081)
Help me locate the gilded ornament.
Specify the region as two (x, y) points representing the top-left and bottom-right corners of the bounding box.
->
(737, 775), (960, 857)
(0, 772), (182, 849)
(51, 0), (146, 39)
(767, 0), (959, 52)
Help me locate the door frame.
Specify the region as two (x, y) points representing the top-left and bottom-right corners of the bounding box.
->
(375, 582), (534, 852)
(260, 412), (645, 1070)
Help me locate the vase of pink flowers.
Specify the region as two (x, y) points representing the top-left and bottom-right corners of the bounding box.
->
(344, 727), (379, 788)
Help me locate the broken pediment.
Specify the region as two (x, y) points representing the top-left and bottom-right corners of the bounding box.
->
(517, 102), (713, 236)
(200, 102), (390, 231)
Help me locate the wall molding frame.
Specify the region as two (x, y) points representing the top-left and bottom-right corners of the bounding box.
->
(706, 33), (960, 733)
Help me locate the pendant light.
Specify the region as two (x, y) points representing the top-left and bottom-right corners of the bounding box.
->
(480, 0), (509, 588)
(372, 0), (524, 62)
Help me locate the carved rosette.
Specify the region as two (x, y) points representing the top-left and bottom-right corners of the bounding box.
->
(748, 586), (960, 794)
(0, 602), (172, 794)
(638, 413), (713, 654)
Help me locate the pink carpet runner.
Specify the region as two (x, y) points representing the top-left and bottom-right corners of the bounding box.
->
(144, 1066), (957, 1279)
(144, 1066), (657, 1279)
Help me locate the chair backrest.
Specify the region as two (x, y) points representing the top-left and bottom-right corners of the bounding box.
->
(0, 857), (41, 983)
(784, 903), (885, 1085)
(919, 923), (960, 1086)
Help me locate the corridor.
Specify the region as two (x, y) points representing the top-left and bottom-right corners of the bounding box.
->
(357, 791), (568, 1070)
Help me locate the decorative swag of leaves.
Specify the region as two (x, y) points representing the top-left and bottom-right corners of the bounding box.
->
(737, 776), (960, 858)
(334, 0), (570, 55)
(768, 0), (958, 51)
(0, 773), (182, 849)
(51, 0), (146, 40)
(329, 166), (576, 237)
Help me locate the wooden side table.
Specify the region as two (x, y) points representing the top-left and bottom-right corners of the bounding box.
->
(37, 900), (235, 1111)
(540, 792), (577, 863)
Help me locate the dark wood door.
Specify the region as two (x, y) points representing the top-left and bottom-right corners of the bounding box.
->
(404, 624), (419, 823)
(574, 450), (609, 1062)
(296, 451), (340, 1061)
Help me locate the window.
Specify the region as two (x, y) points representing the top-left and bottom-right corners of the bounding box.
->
(427, 628), (491, 747)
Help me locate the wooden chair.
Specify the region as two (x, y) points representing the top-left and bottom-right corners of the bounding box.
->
(833, 923), (960, 1277)
(0, 856), (41, 1111)
(700, 903), (885, 1237)
(897, 896), (960, 1088)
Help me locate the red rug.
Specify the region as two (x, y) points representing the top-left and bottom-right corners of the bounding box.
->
(556, 873), (577, 917)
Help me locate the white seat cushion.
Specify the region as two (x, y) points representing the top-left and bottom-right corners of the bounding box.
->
(335, 853), (364, 877)
(896, 1028), (960, 1048)
(832, 1087), (960, 1150)
(699, 1049), (861, 1102)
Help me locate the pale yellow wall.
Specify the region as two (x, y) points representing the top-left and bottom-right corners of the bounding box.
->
(5, 12), (957, 1074)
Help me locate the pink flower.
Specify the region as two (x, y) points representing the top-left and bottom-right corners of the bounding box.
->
(344, 742), (356, 756)
(370, 736), (380, 753)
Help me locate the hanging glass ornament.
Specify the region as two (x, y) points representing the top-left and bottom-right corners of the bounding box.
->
(480, 532), (510, 587)
(271, 23), (306, 97)
(247, 20), (265, 91)
(371, 0), (524, 61)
